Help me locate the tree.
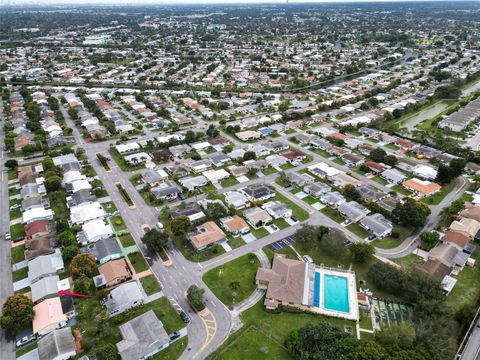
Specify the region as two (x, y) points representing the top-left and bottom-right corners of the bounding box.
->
(170, 216), (191, 239)
(435, 163), (454, 185)
(141, 229), (169, 252)
(419, 231), (440, 251)
(70, 253), (96, 279)
(0, 294), (34, 335)
(62, 244), (79, 262)
(187, 285), (205, 311)
(455, 304), (476, 330)
(343, 184), (361, 201)
(383, 154), (398, 166)
(392, 198), (431, 227)
(4, 159), (18, 169)
(369, 147), (386, 163)
(44, 175), (63, 192)
(206, 202), (228, 220)
(294, 224), (328, 245)
(96, 342), (118, 360)
(320, 231), (348, 257)
(350, 243), (375, 263)
(58, 230), (76, 247)
(351, 340), (386, 360)
(376, 323), (416, 351)
(73, 276), (94, 295)
(243, 151), (256, 161)
(285, 322), (354, 360)
(450, 158), (466, 177)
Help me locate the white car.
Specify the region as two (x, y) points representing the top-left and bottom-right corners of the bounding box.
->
(303, 255), (313, 264)
(5, 232), (11, 241)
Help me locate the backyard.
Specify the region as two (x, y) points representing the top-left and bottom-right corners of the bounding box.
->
(203, 253), (260, 308)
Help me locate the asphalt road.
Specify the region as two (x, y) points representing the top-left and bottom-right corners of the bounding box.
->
(460, 320), (480, 360)
(0, 101), (15, 359)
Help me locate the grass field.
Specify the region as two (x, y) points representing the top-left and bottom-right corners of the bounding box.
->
(221, 177), (239, 188)
(372, 225), (413, 249)
(203, 254), (260, 308)
(273, 192), (309, 221)
(118, 233), (136, 247)
(140, 275), (162, 296)
(11, 244), (25, 264)
(153, 337), (188, 360)
(12, 267), (28, 282)
(320, 206), (344, 223)
(108, 148), (145, 171)
(111, 215), (127, 231)
(102, 201), (118, 214)
(346, 223), (369, 239)
(128, 252), (149, 273)
(392, 254), (424, 271)
(10, 223), (25, 241)
(172, 237), (225, 263)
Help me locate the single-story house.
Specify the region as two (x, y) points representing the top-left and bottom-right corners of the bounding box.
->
(32, 297), (68, 336)
(224, 191), (249, 209)
(37, 327), (76, 360)
(338, 201), (369, 223)
(243, 207), (273, 228)
(360, 213), (393, 238)
(381, 168), (407, 184)
(188, 221), (227, 251)
(241, 185), (275, 202)
(80, 237), (122, 264)
(262, 201), (292, 219)
(304, 182), (330, 198)
(320, 191), (345, 208)
(220, 215), (250, 236)
(402, 178), (441, 197)
(28, 249), (65, 284)
(96, 259), (132, 288)
(103, 281), (144, 316)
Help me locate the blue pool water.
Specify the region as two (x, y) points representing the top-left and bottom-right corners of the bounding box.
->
(313, 272), (321, 307)
(323, 274), (350, 313)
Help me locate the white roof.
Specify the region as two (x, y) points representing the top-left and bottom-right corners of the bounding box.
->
(82, 219), (113, 242)
(203, 169), (230, 182)
(71, 179), (92, 193)
(308, 162), (341, 177)
(413, 164), (438, 179)
(23, 207), (53, 224)
(70, 202), (105, 225)
(63, 170), (85, 184)
(191, 142), (211, 150)
(116, 142), (140, 153)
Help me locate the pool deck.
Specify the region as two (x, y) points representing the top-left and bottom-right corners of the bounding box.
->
(309, 266), (359, 321)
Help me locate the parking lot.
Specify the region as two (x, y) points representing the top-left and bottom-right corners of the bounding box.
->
(268, 235), (296, 251)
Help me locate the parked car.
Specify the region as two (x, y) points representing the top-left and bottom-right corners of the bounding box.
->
(170, 331), (181, 341)
(16, 335), (35, 348)
(303, 255), (313, 264)
(5, 232), (11, 241)
(180, 311), (190, 324)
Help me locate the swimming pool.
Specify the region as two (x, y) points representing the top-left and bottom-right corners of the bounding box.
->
(313, 272), (321, 307)
(323, 274), (350, 313)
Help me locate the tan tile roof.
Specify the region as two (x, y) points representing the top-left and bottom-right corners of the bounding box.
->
(222, 216), (249, 233)
(459, 206), (480, 223)
(256, 255), (306, 305)
(449, 218), (480, 238)
(189, 221), (226, 250)
(402, 178), (441, 195)
(99, 259), (130, 285)
(416, 259), (451, 281)
(442, 230), (471, 249)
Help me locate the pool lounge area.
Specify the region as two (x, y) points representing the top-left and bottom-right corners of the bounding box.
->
(310, 267), (359, 321)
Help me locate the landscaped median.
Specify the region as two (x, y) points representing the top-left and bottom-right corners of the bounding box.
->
(115, 182), (135, 208)
(203, 253), (260, 308)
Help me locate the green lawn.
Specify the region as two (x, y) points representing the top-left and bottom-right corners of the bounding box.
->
(320, 206), (344, 223)
(392, 254), (424, 271)
(11, 244), (25, 264)
(8, 169), (18, 180)
(228, 236), (246, 249)
(140, 275), (162, 296)
(203, 254), (260, 308)
(262, 246), (298, 263)
(9, 208), (22, 220)
(346, 223), (369, 239)
(263, 167), (278, 175)
(111, 215), (127, 231)
(172, 237), (225, 263)
(391, 184), (412, 196)
(130, 174), (143, 186)
(9, 198), (21, 207)
(108, 148), (145, 171)
(212, 325), (291, 360)
(12, 267), (28, 282)
(372, 176), (388, 185)
(273, 218), (289, 230)
(372, 225), (413, 249)
(333, 158), (345, 165)
(273, 192), (309, 221)
(251, 227), (269, 240)
(8, 187), (20, 196)
(302, 195), (319, 205)
(16, 343), (37, 357)
(118, 233), (136, 247)
(128, 252), (149, 273)
(221, 177), (239, 188)
(359, 315), (373, 330)
(421, 181), (456, 205)
(446, 250), (480, 313)
(102, 201), (118, 214)
(153, 337), (188, 360)
(385, 144), (400, 151)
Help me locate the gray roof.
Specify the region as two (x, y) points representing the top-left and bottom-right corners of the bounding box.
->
(31, 275), (60, 304)
(304, 182), (330, 195)
(178, 175), (207, 191)
(143, 169), (164, 185)
(28, 249), (64, 283)
(209, 152), (230, 166)
(38, 327), (76, 360)
(21, 196), (44, 211)
(80, 238), (122, 263)
(321, 191), (345, 205)
(170, 203), (204, 219)
(338, 201), (368, 222)
(151, 181), (180, 199)
(357, 185), (385, 201)
(67, 189), (96, 207)
(242, 185), (275, 200)
(104, 281), (144, 314)
(381, 168), (407, 183)
(116, 310), (170, 360)
(360, 213), (392, 237)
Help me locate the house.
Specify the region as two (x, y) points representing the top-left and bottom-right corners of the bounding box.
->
(266, 154), (288, 168)
(203, 169), (230, 183)
(241, 185), (275, 202)
(357, 186), (386, 202)
(21, 196), (46, 212)
(179, 176), (208, 192)
(224, 191), (249, 209)
(243, 207), (273, 228)
(210, 152), (230, 167)
(142, 169), (166, 187)
(151, 181), (181, 201)
(304, 182), (330, 198)
(103, 281), (144, 316)
(116, 310), (170, 360)
(80, 237), (122, 264)
(308, 162), (341, 179)
(412, 165), (438, 180)
(227, 148), (246, 160)
(96, 259), (131, 288)
(285, 172), (315, 187)
(37, 327), (76, 360)
(262, 201), (292, 219)
(228, 164), (248, 177)
(466, 162), (480, 175)
(309, 137), (332, 151)
(381, 168), (407, 184)
(395, 138), (416, 150)
(449, 218), (480, 239)
(70, 202), (105, 225)
(396, 157), (418, 172)
(25, 219), (53, 239)
(31, 275), (60, 304)
(428, 243), (460, 268)
(188, 221), (226, 251)
(236, 130), (262, 141)
(166, 164), (190, 178)
(282, 149), (306, 164)
(22, 207), (53, 224)
(25, 235), (55, 261)
(338, 201), (369, 223)
(170, 203), (206, 222)
(320, 191), (345, 208)
(360, 213), (393, 238)
(169, 144), (191, 158)
(330, 173), (362, 188)
(124, 152), (152, 165)
(220, 215), (250, 236)
(357, 143), (375, 156)
(402, 178), (441, 197)
(364, 160), (386, 174)
(442, 230), (472, 252)
(341, 153), (364, 167)
(416, 259), (452, 282)
(28, 249), (65, 284)
(256, 254), (307, 310)
(78, 219), (113, 245)
(32, 298), (68, 336)
(459, 205), (480, 222)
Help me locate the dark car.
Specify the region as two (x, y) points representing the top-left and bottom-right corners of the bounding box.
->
(170, 331), (181, 341)
(180, 311), (190, 324)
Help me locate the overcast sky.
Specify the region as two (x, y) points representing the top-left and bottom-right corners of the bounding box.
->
(5, 0), (458, 5)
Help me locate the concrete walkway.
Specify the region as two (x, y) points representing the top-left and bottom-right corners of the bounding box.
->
(12, 260), (27, 271)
